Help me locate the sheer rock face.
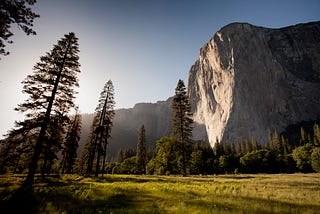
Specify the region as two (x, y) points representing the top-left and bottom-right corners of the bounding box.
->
(187, 21), (320, 147)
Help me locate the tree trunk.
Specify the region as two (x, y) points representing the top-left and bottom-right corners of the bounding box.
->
(41, 157), (47, 179)
(86, 141), (95, 175)
(101, 133), (108, 178)
(24, 42), (71, 186)
(13, 156), (20, 174)
(95, 151), (100, 177)
(60, 151), (67, 174)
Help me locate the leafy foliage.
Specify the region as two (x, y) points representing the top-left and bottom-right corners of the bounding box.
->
(0, 0), (39, 57)
(112, 157), (137, 174)
(151, 137), (179, 175)
(311, 147), (320, 172)
(240, 149), (275, 173)
(292, 144), (313, 172)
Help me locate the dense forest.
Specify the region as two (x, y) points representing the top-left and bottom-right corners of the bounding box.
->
(0, 1), (319, 188)
(102, 122), (320, 176)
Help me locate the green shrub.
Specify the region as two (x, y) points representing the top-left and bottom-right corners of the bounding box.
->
(311, 147), (320, 172)
(292, 144), (313, 172)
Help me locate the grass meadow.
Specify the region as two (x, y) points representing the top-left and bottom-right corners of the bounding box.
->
(0, 173), (319, 213)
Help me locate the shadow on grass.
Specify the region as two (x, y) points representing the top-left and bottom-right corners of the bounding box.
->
(92, 175), (171, 184)
(0, 179), (137, 214)
(92, 174), (218, 185)
(93, 176), (151, 184)
(0, 185), (39, 214)
(40, 188), (136, 213)
(220, 175), (256, 180)
(37, 182), (137, 213)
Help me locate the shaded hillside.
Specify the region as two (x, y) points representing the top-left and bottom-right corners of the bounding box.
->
(78, 97), (207, 157)
(79, 98), (172, 156)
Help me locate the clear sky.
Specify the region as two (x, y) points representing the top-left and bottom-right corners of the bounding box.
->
(0, 0), (319, 138)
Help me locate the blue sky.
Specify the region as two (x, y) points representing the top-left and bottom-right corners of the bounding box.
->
(0, 0), (319, 137)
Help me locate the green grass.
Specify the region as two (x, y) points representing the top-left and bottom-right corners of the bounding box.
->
(0, 173), (319, 213)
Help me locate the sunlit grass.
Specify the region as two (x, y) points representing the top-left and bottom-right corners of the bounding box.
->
(0, 173), (319, 213)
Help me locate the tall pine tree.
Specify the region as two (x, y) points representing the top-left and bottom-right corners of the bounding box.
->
(172, 79), (193, 176)
(136, 125), (147, 174)
(60, 107), (82, 174)
(9, 32), (81, 185)
(85, 80), (115, 177)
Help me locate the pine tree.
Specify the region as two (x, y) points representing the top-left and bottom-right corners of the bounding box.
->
(300, 128), (308, 146)
(60, 107), (82, 174)
(0, 0), (39, 57)
(251, 138), (260, 151)
(281, 136), (289, 155)
(172, 79), (193, 176)
(117, 149), (125, 163)
(85, 80), (115, 177)
(8, 32), (81, 185)
(77, 137), (91, 175)
(83, 119), (98, 175)
(136, 125), (147, 174)
(313, 124), (320, 146)
(268, 131), (282, 154)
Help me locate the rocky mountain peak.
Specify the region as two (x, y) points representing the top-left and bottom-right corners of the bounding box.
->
(187, 21), (320, 147)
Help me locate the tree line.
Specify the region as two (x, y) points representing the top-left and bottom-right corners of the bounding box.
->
(99, 119), (320, 176)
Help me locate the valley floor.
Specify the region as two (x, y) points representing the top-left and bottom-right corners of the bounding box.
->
(0, 173), (319, 213)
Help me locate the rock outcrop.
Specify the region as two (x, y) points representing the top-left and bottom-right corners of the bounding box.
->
(187, 21), (320, 147)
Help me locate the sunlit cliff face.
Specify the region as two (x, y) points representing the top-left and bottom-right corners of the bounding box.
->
(188, 22), (320, 147)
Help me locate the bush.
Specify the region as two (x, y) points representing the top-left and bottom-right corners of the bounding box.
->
(292, 144), (313, 172)
(277, 154), (296, 173)
(112, 157), (137, 174)
(240, 149), (276, 173)
(111, 163), (121, 174)
(311, 147), (320, 172)
(219, 155), (239, 174)
(146, 158), (157, 175)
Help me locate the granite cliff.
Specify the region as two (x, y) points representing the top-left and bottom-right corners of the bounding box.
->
(188, 21), (320, 147)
